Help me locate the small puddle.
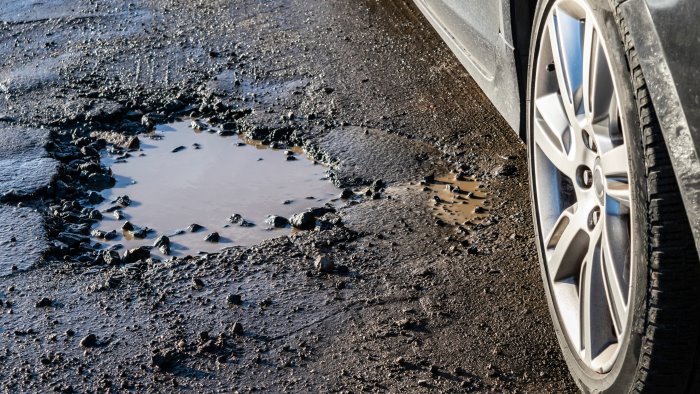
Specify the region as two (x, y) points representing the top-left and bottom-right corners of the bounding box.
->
(425, 173), (489, 226)
(91, 120), (342, 255)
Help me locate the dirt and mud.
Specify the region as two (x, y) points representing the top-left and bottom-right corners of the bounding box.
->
(0, 0), (576, 392)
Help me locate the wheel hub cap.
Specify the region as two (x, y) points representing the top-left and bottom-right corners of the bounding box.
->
(593, 164), (605, 203)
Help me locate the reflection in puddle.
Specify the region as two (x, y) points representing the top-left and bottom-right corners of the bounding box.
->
(92, 120), (341, 256)
(425, 174), (489, 226)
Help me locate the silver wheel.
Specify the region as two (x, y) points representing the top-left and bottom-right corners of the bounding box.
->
(531, 0), (634, 373)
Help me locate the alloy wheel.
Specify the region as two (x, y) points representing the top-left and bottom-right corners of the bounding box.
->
(531, 0), (634, 373)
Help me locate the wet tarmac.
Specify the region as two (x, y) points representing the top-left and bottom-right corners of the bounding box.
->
(0, 0), (577, 392)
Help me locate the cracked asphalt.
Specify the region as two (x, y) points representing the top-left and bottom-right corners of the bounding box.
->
(0, 0), (577, 392)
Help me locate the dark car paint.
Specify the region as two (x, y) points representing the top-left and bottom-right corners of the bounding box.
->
(414, 0), (700, 257)
(423, 1), (500, 78)
(412, 0), (523, 132)
(619, 0), (700, 256)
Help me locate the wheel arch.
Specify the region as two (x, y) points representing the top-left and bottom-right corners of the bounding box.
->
(610, 0), (700, 259)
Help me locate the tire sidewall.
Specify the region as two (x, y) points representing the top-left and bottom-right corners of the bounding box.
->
(526, 0), (648, 391)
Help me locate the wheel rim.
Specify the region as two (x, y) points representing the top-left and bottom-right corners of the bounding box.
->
(532, 0), (634, 373)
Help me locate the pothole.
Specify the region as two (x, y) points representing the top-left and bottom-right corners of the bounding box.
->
(424, 173), (489, 226)
(90, 120), (344, 256)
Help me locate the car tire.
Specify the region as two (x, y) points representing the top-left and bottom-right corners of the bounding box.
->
(526, 0), (700, 392)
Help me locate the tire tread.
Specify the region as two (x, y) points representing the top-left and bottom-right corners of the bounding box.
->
(610, 2), (700, 392)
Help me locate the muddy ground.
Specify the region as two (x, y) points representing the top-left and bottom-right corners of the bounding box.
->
(0, 0), (577, 392)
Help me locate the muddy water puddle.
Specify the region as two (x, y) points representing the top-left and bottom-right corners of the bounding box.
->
(424, 174), (489, 226)
(92, 121), (341, 255)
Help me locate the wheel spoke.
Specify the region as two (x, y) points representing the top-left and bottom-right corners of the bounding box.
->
(600, 145), (629, 177)
(536, 93), (570, 138)
(544, 204), (589, 280)
(606, 182), (630, 207)
(547, 9), (582, 122)
(582, 21), (614, 122)
(601, 224), (628, 336)
(579, 226), (610, 368)
(534, 94), (576, 178)
(581, 15), (595, 117)
(580, 259), (594, 364)
(601, 144), (630, 206)
(590, 122), (614, 152)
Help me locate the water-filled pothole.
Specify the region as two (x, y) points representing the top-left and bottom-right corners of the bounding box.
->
(424, 173), (489, 226)
(91, 120), (342, 255)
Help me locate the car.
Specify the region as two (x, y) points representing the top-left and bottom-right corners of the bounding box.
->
(412, 0), (700, 392)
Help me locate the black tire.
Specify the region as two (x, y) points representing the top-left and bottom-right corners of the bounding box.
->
(527, 0), (700, 392)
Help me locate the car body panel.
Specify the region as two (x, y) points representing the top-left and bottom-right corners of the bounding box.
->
(412, 0), (522, 132)
(618, 0), (700, 255)
(422, 1), (499, 79)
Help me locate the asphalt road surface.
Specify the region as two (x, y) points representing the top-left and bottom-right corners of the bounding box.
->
(0, 0), (577, 392)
